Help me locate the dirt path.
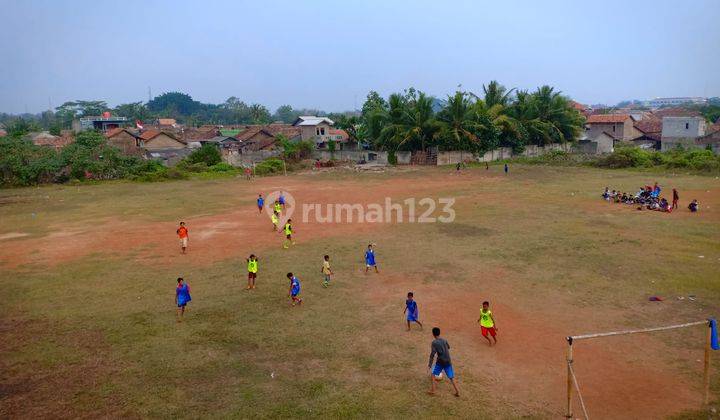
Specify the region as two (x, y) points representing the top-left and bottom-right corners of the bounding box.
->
(364, 272), (705, 418)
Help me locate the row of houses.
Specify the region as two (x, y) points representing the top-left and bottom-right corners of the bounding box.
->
(102, 116), (352, 165)
(579, 107), (720, 154)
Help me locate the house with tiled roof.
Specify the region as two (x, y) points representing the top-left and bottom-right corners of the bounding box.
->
(157, 118), (177, 128)
(26, 131), (74, 150)
(585, 114), (639, 142)
(696, 128), (720, 154)
(105, 128), (143, 156)
(236, 124), (301, 152)
(138, 129), (186, 151)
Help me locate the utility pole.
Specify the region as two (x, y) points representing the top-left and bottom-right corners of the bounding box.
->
(148, 86), (152, 102)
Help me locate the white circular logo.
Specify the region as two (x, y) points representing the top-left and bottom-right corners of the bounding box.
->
(264, 190), (295, 226)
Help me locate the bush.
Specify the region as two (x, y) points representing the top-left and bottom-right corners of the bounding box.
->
(388, 151), (398, 165)
(210, 162), (235, 172)
(176, 160), (209, 173)
(593, 146), (720, 172)
(280, 136), (314, 161)
(186, 144), (221, 166)
(254, 158), (285, 176)
(594, 146), (652, 168)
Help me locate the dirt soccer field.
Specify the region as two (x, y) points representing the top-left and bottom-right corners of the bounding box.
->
(1, 165), (719, 419)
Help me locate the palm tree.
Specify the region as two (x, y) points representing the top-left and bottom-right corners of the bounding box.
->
(436, 92), (493, 152)
(482, 80), (516, 107)
(398, 92), (440, 151)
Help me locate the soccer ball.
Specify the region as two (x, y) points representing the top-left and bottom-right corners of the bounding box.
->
(434, 372), (444, 381)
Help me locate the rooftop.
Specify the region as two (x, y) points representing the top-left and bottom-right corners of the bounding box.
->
(586, 114), (633, 124)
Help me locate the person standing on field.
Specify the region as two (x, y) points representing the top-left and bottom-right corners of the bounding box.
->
(365, 243), (379, 274)
(428, 327), (460, 397)
(177, 222), (189, 254)
(672, 188), (679, 210)
(175, 277), (191, 322)
(246, 254), (259, 290)
(504, 163), (508, 175)
(321, 255), (333, 287)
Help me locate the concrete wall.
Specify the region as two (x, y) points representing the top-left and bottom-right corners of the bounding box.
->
(395, 151), (412, 164)
(225, 150), (281, 166)
(576, 133), (614, 154)
(574, 140), (598, 154)
(227, 143), (574, 167)
(436, 151), (475, 165)
(661, 137), (701, 152)
(661, 117), (706, 139)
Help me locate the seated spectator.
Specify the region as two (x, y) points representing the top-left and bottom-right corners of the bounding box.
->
(659, 198), (669, 212)
(688, 199), (699, 212)
(602, 187), (610, 200)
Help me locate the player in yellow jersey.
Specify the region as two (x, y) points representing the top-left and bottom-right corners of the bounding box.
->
(281, 219), (294, 249)
(246, 254), (259, 290)
(271, 211), (279, 231)
(477, 301), (497, 346)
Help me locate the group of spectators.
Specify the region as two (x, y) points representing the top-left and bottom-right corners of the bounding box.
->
(602, 183), (699, 213)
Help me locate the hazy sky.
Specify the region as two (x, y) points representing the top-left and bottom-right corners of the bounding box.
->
(1, 0), (719, 114)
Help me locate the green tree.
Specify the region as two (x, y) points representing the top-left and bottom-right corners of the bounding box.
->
(273, 105), (296, 123)
(147, 92), (201, 116)
(249, 104), (271, 124)
(114, 102), (151, 122)
(186, 144), (222, 166)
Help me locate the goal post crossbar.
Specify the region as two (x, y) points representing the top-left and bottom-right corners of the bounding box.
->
(567, 320), (709, 343)
(564, 319), (714, 419)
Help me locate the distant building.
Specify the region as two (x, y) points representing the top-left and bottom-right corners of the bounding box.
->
(660, 116), (707, 151)
(73, 113), (128, 132)
(138, 130), (186, 150)
(585, 114), (639, 142)
(26, 131), (74, 150)
(696, 128), (720, 154)
(236, 124), (301, 152)
(292, 116), (338, 148)
(575, 131), (615, 154)
(157, 118), (177, 128)
(105, 128), (142, 156)
(646, 97), (707, 108)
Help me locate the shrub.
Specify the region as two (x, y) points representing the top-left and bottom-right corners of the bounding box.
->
(254, 158), (285, 176)
(388, 151), (398, 165)
(186, 144), (222, 166)
(595, 146), (652, 168)
(210, 162), (235, 172)
(176, 160), (209, 173)
(280, 136), (314, 161)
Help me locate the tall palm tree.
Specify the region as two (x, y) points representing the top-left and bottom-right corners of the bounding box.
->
(436, 92), (492, 151)
(482, 80), (516, 107)
(399, 92), (440, 151)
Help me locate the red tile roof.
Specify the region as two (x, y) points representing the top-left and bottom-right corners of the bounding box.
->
(634, 117), (662, 134)
(139, 129), (182, 142)
(586, 114), (633, 124)
(157, 118), (177, 126)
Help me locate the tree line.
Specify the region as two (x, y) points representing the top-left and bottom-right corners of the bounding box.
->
(0, 92), (330, 133)
(336, 82), (585, 154)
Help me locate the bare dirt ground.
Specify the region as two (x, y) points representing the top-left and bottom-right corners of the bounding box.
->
(1, 167), (717, 418)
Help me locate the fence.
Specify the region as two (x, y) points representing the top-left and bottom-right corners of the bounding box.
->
(223, 143), (574, 167)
